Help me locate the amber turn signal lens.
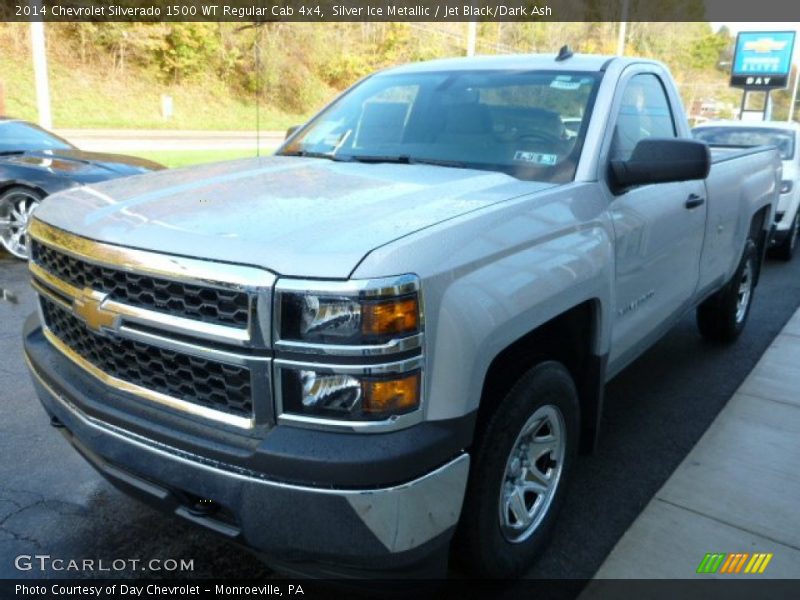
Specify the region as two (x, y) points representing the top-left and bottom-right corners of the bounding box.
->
(362, 297), (419, 337)
(363, 372), (420, 415)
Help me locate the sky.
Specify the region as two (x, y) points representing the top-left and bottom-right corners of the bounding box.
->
(711, 23), (800, 35)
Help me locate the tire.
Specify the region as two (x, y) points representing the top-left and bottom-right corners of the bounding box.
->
(0, 186), (43, 260)
(454, 361), (579, 578)
(772, 210), (799, 261)
(696, 239), (757, 343)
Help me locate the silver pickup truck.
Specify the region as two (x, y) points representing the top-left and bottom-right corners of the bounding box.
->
(23, 53), (781, 578)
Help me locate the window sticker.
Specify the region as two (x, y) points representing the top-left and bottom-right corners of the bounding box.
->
(550, 80), (581, 90)
(514, 151), (558, 165)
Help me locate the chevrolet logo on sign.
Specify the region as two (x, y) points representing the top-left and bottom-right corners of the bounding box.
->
(743, 38), (788, 54)
(73, 289), (119, 333)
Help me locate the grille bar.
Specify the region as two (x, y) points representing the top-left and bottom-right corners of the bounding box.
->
(27, 220), (276, 428)
(30, 261), (252, 348)
(32, 239), (250, 329)
(40, 296), (254, 422)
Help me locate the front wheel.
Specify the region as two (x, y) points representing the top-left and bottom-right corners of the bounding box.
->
(454, 361), (579, 578)
(696, 239), (757, 343)
(0, 186), (43, 259)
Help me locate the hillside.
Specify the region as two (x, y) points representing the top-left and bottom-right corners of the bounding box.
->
(0, 24), (312, 130)
(0, 22), (764, 131)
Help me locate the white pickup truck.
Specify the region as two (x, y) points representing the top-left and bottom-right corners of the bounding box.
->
(23, 53), (781, 578)
(693, 121), (800, 260)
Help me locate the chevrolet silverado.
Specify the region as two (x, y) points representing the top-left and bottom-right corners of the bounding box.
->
(23, 53), (781, 578)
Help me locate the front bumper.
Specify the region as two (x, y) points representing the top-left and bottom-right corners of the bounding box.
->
(24, 316), (470, 576)
(771, 226), (789, 247)
(771, 192), (800, 245)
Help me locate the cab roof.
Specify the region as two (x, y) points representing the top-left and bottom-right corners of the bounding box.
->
(382, 53), (657, 75)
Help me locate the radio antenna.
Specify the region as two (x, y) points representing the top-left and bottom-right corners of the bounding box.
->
(556, 45), (574, 61)
(255, 25), (262, 158)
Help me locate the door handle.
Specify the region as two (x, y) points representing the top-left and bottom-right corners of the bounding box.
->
(685, 194), (705, 209)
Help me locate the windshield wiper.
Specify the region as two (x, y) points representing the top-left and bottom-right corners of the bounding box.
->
(280, 150), (349, 161)
(349, 155), (466, 168)
(0, 151), (25, 156)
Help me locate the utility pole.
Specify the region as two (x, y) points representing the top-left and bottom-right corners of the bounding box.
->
(466, 21), (477, 56)
(790, 67), (799, 122)
(30, 19), (52, 129)
(616, 0), (630, 56)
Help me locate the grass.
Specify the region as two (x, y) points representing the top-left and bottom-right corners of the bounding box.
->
(127, 149), (263, 168)
(0, 30), (314, 131)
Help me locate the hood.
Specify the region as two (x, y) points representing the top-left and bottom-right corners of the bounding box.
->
(1, 149), (163, 183)
(33, 156), (556, 278)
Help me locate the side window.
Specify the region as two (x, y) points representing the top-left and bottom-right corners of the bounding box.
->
(610, 73), (676, 161)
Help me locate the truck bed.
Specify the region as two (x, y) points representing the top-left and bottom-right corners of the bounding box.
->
(709, 145), (779, 163)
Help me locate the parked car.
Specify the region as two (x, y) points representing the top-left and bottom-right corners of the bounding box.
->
(693, 121), (800, 260)
(22, 53), (780, 578)
(0, 118), (163, 259)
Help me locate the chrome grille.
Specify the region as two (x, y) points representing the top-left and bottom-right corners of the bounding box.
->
(31, 239), (250, 328)
(28, 219), (276, 429)
(40, 297), (253, 417)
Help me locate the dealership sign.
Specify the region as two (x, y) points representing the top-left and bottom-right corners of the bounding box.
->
(730, 31), (796, 89)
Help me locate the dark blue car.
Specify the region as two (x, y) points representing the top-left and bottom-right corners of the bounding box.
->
(0, 118), (163, 259)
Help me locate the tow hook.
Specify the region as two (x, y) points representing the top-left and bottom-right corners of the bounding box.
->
(186, 497), (221, 517)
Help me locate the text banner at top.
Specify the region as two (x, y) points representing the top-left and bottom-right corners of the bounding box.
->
(3, 0), (800, 22)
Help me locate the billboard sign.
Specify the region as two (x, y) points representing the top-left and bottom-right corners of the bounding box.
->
(730, 31), (796, 89)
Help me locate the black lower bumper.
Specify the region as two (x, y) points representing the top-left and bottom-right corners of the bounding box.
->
(23, 315), (471, 576)
(770, 225), (789, 247)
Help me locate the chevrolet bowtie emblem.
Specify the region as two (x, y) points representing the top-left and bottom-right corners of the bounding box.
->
(744, 38), (788, 54)
(73, 288), (118, 333)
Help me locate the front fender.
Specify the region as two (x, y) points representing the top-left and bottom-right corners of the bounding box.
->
(353, 182), (614, 421)
(0, 164), (78, 197)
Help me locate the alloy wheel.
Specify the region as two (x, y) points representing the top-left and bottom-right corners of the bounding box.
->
(734, 259), (753, 324)
(498, 404), (566, 543)
(0, 190), (40, 259)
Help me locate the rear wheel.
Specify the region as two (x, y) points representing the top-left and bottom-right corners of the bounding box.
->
(454, 361), (579, 577)
(696, 239), (757, 343)
(0, 186), (43, 259)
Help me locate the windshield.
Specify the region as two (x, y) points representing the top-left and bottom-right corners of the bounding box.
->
(280, 70), (602, 183)
(693, 126), (795, 160)
(0, 120), (74, 154)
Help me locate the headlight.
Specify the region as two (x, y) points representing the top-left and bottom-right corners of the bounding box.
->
(274, 275), (424, 427)
(276, 276), (422, 345)
(280, 368), (421, 420)
(780, 180), (793, 194)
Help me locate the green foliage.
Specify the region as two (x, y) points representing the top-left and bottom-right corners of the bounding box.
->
(158, 24), (221, 82)
(128, 149), (259, 168)
(689, 29), (729, 72)
(3, 20), (786, 130)
(319, 53), (373, 89)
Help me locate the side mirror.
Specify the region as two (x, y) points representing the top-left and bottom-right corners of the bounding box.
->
(610, 138), (710, 193)
(285, 125), (300, 140)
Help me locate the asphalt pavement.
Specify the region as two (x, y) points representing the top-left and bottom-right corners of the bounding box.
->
(1, 248), (799, 581)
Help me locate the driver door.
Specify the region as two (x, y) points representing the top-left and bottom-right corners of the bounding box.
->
(605, 69), (707, 372)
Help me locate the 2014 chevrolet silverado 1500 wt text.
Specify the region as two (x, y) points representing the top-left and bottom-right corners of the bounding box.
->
(23, 53), (781, 578)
